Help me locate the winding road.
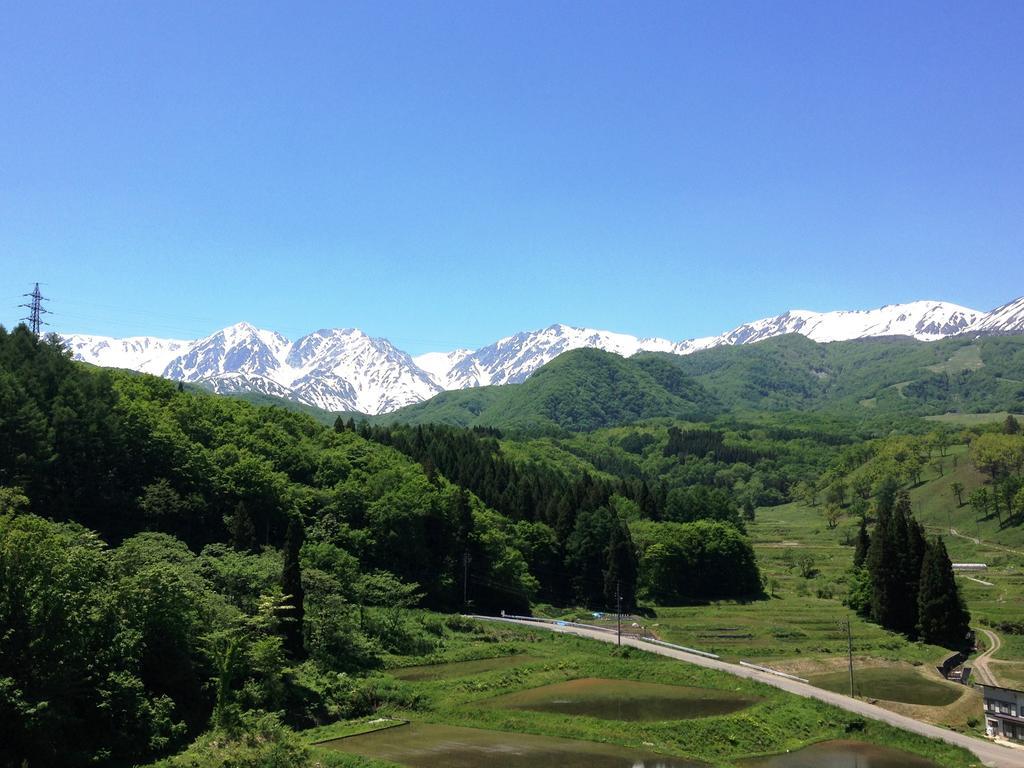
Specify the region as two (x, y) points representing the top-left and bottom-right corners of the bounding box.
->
(950, 528), (1024, 558)
(471, 615), (1024, 768)
(974, 629), (1004, 687)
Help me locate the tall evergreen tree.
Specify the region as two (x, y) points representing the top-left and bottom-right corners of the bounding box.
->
(866, 495), (900, 632)
(280, 516), (306, 660)
(853, 516), (870, 569)
(893, 492), (927, 636)
(874, 475), (899, 518)
(917, 537), (971, 648)
(227, 501), (257, 552)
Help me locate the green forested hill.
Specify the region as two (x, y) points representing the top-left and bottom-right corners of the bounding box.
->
(211, 334), (1024, 434)
(380, 334), (1024, 431)
(0, 327), (537, 766)
(380, 347), (721, 431)
(641, 333), (1024, 416)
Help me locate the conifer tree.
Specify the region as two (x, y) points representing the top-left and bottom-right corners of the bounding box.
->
(227, 501), (257, 552)
(866, 496), (898, 630)
(882, 492), (925, 636)
(874, 475), (899, 517)
(917, 537), (971, 648)
(281, 516), (306, 659)
(853, 516), (870, 569)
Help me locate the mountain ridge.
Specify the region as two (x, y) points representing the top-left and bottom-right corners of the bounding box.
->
(60, 297), (1024, 414)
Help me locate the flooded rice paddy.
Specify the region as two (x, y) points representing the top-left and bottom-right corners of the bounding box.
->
(481, 677), (759, 721)
(740, 739), (941, 768)
(320, 722), (705, 767)
(810, 667), (963, 706)
(390, 654), (539, 681)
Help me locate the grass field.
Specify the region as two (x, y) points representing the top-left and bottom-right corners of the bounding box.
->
(301, 620), (976, 768)
(926, 345), (985, 375)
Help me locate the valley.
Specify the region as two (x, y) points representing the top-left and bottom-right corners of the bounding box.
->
(3, 321), (1024, 767)
(8, 5), (1024, 767)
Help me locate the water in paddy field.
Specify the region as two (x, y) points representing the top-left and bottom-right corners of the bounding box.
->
(739, 739), (942, 768)
(320, 722), (706, 767)
(479, 677), (759, 721)
(390, 654), (539, 681)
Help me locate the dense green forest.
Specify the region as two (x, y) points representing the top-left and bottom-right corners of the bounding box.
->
(374, 334), (1024, 430)
(0, 326), (765, 767)
(372, 347), (721, 432)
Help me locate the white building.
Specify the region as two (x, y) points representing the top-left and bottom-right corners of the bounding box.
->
(980, 683), (1024, 742)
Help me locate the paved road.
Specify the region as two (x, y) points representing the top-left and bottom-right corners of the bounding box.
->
(975, 629), (1003, 687)
(473, 615), (1024, 768)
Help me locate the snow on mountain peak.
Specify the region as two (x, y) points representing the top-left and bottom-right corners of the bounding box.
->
(413, 348), (474, 389)
(163, 323), (291, 384)
(285, 328), (440, 414)
(61, 334), (189, 376)
(670, 300), (981, 354)
(443, 324), (675, 389)
(62, 323), (439, 414)
(968, 296), (1024, 335)
(60, 296), (1022, 415)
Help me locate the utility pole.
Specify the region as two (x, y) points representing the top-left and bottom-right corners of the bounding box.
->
(841, 616), (855, 697)
(19, 283), (49, 335)
(462, 552), (471, 612)
(616, 579), (622, 646)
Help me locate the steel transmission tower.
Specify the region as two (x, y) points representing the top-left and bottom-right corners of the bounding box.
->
(20, 283), (50, 335)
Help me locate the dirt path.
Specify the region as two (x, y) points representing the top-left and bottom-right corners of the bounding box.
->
(975, 628), (1003, 687)
(950, 528), (1024, 558)
(471, 615), (1024, 768)
(951, 528), (981, 545)
(967, 575), (996, 586)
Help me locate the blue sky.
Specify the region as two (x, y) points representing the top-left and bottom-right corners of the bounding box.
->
(2, 1), (1022, 353)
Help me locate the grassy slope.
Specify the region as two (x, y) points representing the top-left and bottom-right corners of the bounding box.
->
(747, 442), (1024, 720)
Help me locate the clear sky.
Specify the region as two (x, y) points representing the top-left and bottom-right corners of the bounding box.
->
(2, 1), (1022, 353)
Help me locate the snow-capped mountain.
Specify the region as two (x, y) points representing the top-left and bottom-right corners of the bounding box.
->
(63, 322), (439, 414)
(413, 349), (474, 390)
(672, 301), (981, 354)
(967, 297), (1024, 336)
(62, 334), (190, 376)
(164, 322), (291, 383)
(442, 324), (677, 389)
(61, 296), (1023, 415)
(284, 328), (441, 414)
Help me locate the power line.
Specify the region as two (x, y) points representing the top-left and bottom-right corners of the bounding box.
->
(19, 283), (50, 335)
